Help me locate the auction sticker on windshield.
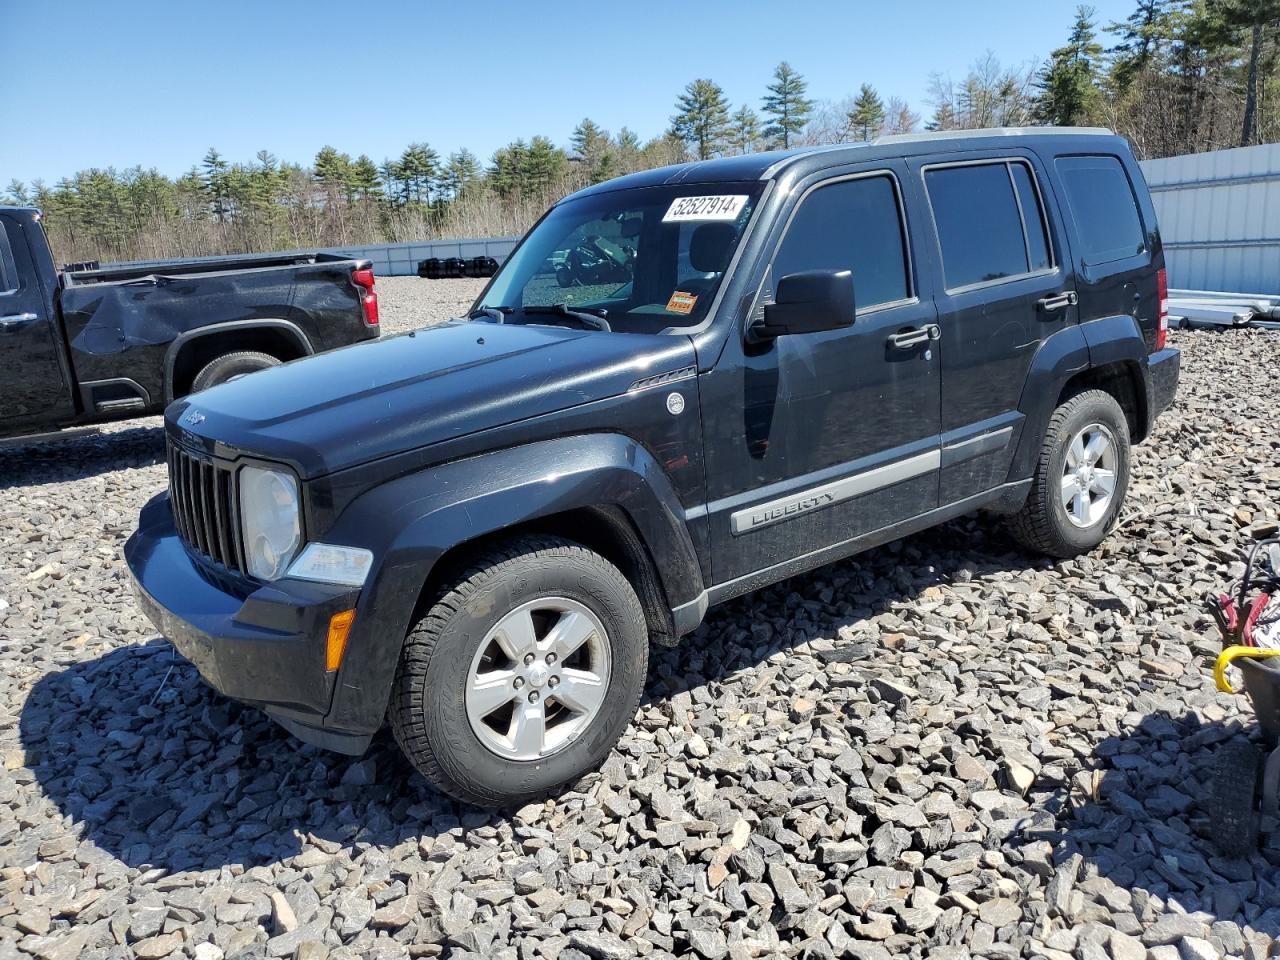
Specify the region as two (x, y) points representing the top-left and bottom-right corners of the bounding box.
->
(666, 291), (698, 314)
(663, 195), (748, 222)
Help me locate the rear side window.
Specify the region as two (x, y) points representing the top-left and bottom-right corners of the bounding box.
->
(925, 161), (1054, 290)
(1055, 155), (1146, 265)
(772, 174), (910, 309)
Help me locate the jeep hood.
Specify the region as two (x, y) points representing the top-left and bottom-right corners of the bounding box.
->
(167, 321), (697, 478)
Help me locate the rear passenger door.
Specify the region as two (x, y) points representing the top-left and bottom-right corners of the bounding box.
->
(700, 163), (941, 584)
(910, 153), (1077, 504)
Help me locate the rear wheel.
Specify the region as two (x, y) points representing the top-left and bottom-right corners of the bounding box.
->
(190, 350), (280, 392)
(1008, 389), (1131, 558)
(389, 536), (648, 807)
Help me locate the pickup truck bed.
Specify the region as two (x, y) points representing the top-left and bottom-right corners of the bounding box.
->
(0, 207), (379, 440)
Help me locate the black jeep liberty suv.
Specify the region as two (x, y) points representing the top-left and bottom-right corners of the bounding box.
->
(128, 128), (1180, 805)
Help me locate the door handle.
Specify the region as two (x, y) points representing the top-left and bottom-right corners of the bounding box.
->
(1037, 291), (1078, 313)
(0, 312), (39, 332)
(887, 324), (940, 350)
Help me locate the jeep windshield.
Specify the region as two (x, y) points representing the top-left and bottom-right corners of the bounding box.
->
(474, 182), (764, 334)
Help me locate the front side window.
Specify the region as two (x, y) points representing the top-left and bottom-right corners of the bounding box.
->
(771, 174), (910, 310)
(925, 161), (1054, 290)
(1055, 155), (1146, 265)
(479, 183), (763, 333)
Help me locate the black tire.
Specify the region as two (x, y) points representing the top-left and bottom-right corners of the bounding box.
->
(1008, 388), (1131, 558)
(190, 350), (281, 393)
(1210, 738), (1262, 859)
(389, 535), (649, 807)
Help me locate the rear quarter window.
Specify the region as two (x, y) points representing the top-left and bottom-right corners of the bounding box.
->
(0, 218), (18, 295)
(1054, 155), (1146, 266)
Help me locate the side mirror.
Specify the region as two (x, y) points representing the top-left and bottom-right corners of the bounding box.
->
(755, 269), (855, 339)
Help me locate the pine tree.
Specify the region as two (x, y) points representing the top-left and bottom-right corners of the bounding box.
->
(1217, 0), (1280, 144)
(489, 140), (529, 197)
(398, 143), (440, 205)
(848, 84), (887, 140)
(672, 79), (731, 160)
(926, 101), (957, 131)
(441, 150), (480, 201)
(349, 155), (382, 200)
(1036, 5), (1106, 125)
(570, 118), (615, 183)
(1108, 0), (1179, 89)
(524, 136), (568, 193)
(570, 118), (609, 162)
(202, 148), (230, 222)
(5, 180), (28, 205)
(728, 106), (762, 154)
(761, 62), (814, 148)
(614, 127), (643, 172)
(489, 138), (567, 196)
(379, 160), (404, 205)
(314, 146), (353, 194)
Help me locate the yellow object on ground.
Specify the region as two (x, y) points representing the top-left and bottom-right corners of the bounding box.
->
(1214, 645), (1280, 693)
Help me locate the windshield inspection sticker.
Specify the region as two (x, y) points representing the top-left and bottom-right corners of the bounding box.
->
(666, 291), (698, 314)
(662, 195), (748, 222)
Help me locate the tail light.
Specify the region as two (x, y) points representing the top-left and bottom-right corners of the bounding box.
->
(352, 267), (379, 325)
(1155, 267), (1168, 351)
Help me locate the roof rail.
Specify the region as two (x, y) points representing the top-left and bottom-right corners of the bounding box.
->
(871, 126), (1114, 146)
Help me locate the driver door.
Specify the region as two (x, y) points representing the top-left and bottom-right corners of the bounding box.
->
(699, 165), (942, 584)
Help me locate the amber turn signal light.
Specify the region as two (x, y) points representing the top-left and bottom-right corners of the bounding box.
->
(326, 609), (356, 672)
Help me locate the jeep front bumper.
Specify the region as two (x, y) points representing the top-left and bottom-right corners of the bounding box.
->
(125, 493), (373, 755)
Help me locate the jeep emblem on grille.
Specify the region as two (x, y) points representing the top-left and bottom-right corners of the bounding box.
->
(182, 409), (206, 426)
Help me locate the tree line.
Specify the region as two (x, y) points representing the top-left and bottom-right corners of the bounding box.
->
(5, 0), (1277, 266)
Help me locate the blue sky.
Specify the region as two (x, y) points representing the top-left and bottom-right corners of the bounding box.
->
(3, 0), (1136, 186)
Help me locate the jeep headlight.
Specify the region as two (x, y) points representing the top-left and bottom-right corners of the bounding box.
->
(239, 465), (301, 580)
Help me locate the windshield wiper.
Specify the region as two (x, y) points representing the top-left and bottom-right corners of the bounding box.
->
(522, 303), (612, 332)
(468, 305), (511, 323)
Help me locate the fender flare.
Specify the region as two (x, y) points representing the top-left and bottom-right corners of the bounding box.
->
(1006, 323), (1090, 481)
(163, 318), (313, 402)
(319, 433), (703, 735)
(1079, 314), (1153, 440)
(1007, 315), (1153, 481)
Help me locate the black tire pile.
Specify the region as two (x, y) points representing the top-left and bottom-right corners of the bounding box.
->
(417, 256), (499, 280)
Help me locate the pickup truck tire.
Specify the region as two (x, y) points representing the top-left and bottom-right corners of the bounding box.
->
(389, 535), (649, 807)
(1008, 388), (1131, 558)
(190, 350), (281, 392)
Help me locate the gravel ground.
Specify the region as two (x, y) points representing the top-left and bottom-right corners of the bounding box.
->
(1, 281), (1279, 960)
(375, 277), (487, 335)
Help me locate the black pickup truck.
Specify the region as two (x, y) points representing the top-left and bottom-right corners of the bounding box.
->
(128, 128), (1179, 806)
(0, 206), (379, 441)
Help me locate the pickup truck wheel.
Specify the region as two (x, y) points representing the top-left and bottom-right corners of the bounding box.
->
(1008, 388), (1131, 558)
(389, 536), (648, 807)
(190, 350), (280, 392)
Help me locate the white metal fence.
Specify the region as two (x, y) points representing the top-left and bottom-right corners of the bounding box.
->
(1140, 143), (1280, 295)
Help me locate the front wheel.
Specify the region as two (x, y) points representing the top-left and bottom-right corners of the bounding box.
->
(389, 536), (649, 807)
(1008, 388), (1131, 558)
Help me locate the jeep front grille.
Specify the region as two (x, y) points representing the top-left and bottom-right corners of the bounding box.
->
(167, 441), (243, 573)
